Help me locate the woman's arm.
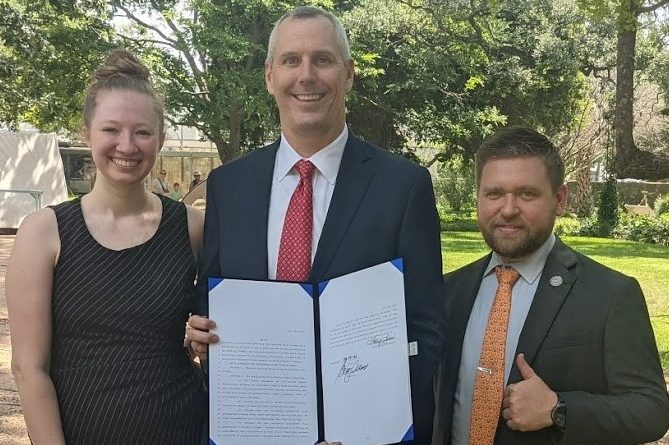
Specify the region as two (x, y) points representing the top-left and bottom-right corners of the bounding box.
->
(185, 204), (204, 262)
(6, 209), (66, 445)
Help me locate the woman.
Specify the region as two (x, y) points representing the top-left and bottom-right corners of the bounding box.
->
(6, 49), (206, 444)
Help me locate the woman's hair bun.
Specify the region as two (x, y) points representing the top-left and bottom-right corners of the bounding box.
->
(83, 48), (164, 133)
(93, 49), (151, 84)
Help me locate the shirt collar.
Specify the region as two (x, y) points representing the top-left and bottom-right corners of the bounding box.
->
(275, 126), (348, 184)
(483, 233), (556, 285)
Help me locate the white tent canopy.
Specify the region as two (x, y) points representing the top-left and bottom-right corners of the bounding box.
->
(0, 131), (68, 229)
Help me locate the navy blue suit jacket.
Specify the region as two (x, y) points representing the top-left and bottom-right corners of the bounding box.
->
(197, 131), (446, 444)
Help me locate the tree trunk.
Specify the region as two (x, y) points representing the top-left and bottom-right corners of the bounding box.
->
(228, 102), (244, 162)
(614, 25), (636, 176)
(212, 133), (231, 165)
(613, 4), (669, 180)
(211, 103), (244, 165)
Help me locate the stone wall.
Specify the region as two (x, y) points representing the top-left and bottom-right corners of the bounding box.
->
(568, 181), (669, 211)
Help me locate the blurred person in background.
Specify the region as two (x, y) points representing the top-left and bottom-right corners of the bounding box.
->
(169, 181), (184, 201)
(151, 168), (170, 195)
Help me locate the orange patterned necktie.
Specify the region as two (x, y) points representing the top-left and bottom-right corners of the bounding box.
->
(469, 265), (521, 445)
(276, 160), (315, 281)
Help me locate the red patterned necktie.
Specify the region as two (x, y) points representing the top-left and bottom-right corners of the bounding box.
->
(469, 265), (521, 445)
(276, 160), (315, 282)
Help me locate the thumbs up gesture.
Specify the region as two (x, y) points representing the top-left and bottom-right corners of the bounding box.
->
(501, 353), (558, 431)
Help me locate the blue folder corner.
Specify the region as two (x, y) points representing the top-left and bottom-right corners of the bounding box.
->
(318, 279), (330, 295)
(391, 257), (404, 273)
(402, 424), (414, 442)
(208, 277), (224, 291)
(300, 282), (315, 298)
(208, 438), (217, 445)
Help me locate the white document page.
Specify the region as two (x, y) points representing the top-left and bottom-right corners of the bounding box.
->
(319, 261), (413, 445)
(208, 279), (318, 445)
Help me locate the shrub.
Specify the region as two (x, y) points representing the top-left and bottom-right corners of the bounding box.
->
(441, 212), (479, 232)
(434, 156), (476, 213)
(596, 176), (619, 237)
(554, 215), (581, 236)
(613, 214), (657, 244)
(655, 193), (669, 215)
(577, 215), (601, 237)
(613, 213), (669, 246)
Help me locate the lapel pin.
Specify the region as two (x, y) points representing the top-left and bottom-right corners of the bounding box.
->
(550, 276), (563, 287)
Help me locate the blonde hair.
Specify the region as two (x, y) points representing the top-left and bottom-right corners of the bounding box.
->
(83, 49), (165, 136)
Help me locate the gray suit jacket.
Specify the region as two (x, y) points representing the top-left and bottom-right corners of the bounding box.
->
(434, 238), (669, 444)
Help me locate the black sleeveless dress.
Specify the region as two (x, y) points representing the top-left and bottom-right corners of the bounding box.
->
(49, 195), (206, 445)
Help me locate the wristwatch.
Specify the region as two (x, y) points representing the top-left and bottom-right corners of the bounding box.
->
(551, 395), (567, 432)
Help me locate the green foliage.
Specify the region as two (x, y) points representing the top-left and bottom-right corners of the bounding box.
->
(0, 0), (304, 159)
(577, 205), (669, 245)
(1, 0), (661, 171)
(654, 193), (669, 215)
(577, 215), (600, 237)
(0, 0), (113, 134)
(342, 0), (592, 156)
(434, 155), (476, 213)
(554, 215), (581, 236)
(440, 213), (479, 232)
(651, 50), (669, 109)
(575, 0), (640, 32)
(596, 176), (620, 237)
(575, 0), (613, 18)
(119, 0), (300, 161)
(613, 213), (669, 246)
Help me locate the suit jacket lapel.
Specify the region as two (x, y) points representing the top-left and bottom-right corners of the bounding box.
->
(244, 141), (278, 279)
(508, 238), (578, 383)
(444, 255), (489, 383)
(436, 255), (490, 442)
(446, 256), (490, 358)
(310, 132), (374, 280)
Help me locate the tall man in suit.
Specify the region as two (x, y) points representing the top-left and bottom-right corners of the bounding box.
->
(187, 6), (445, 443)
(433, 126), (669, 445)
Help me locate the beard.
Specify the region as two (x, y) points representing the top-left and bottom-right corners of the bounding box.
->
(481, 223), (553, 262)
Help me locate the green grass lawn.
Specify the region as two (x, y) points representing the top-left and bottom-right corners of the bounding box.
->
(442, 231), (669, 370)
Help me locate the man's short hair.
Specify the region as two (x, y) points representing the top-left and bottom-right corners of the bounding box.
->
(265, 6), (352, 65)
(475, 126), (565, 192)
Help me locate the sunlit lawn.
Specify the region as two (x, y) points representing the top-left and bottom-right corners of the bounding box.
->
(441, 231), (669, 370)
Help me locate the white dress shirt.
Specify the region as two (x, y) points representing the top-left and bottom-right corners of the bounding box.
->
(267, 126), (348, 280)
(451, 233), (556, 445)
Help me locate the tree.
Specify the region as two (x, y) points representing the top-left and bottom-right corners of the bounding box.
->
(579, 0), (669, 179)
(0, 0), (113, 134)
(110, 0), (307, 163)
(434, 155), (476, 212)
(6, 0), (660, 173)
(1, 0), (329, 162)
(342, 0), (592, 162)
(597, 175), (620, 236)
(614, 0), (669, 179)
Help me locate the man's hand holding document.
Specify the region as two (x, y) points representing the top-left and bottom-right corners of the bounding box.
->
(207, 259), (414, 445)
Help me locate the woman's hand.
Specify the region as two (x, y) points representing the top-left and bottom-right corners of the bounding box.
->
(186, 314), (219, 361)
